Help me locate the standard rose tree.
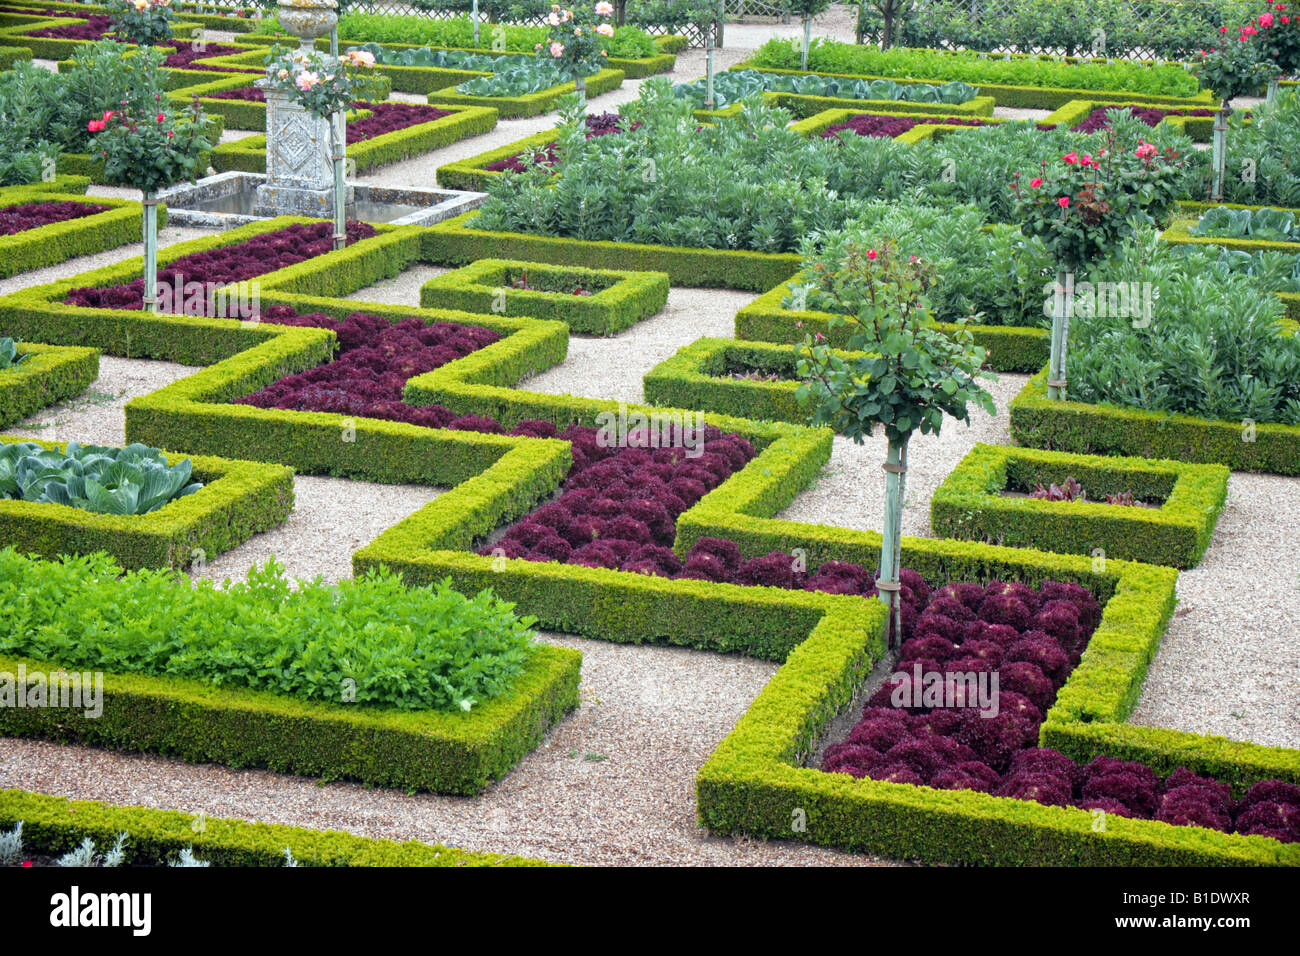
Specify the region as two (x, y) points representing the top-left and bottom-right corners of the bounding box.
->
(87, 80), (213, 313)
(794, 238), (996, 648)
(1253, 2), (1300, 98)
(1193, 24), (1280, 198)
(1011, 121), (1185, 400)
(106, 0), (175, 46)
(786, 0), (832, 69)
(536, 3), (616, 106)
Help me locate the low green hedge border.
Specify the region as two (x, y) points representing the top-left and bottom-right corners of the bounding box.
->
(10, 174), (91, 196)
(436, 128), (561, 192)
(1159, 212), (1300, 321)
(728, 59), (1216, 111)
(0, 43), (30, 68)
(695, 90), (998, 122)
(0, 190), (159, 281)
(642, 336), (826, 423)
(1009, 368), (1300, 475)
(733, 277), (1049, 373)
(0, 216), (421, 366)
(929, 442), (1230, 568)
(692, 529), (1298, 865)
(419, 258), (669, 336)
(423, 212), (802, 292)
(425, 66), (625, 119)
(0, 788), (553, 866)
(0, 638), (581, 795)
(0, 435), (295, 570)
(211, 103), (498, 175)
(0, 341), (98, 429)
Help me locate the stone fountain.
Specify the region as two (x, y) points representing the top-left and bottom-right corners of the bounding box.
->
(158, 0), (487, 229)
(253, 0), (347, 218)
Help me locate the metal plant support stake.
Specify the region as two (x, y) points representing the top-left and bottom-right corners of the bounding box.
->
(705, 30), (715, 109)
(1211, 102), (1228, 202)
(329, 23), (337, 56)
(575, 72), (586, 107)
(878, 437), (910, 650)
(1267, 76), (1279, 104)
(141, 194), (159, 314)
(801, 13), (812, 70)
(330, 109), (346, 250)
(1046, 268), (1071, 400)
(472, 0), (480, 47)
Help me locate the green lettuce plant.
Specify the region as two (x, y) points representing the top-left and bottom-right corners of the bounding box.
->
(0, 442), (203, 516)
(0, 339), (30, 371)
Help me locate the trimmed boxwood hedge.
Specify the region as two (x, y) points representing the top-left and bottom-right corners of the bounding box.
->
(642, 336), (822, 423)
(210, 103), (498, 175)
(436, 128), (562, 192)
(419, 258), (669, 335)
(0, 43), (30, 68)
(423, 212), (802, 292)
(0, 190), (160, 280)
(0, 638), (581, 795)
(929, 442), (1230, 568)
(0, 788), (553, 866)
(0, 341), (98, 429)
(728, 59), (1217, 111)
(734, 277), (1050, 373)
(696, 90), (998, 122)
(0, 435), (295, 570)
(425, 66), (625, 119)
(1010, 368), (1300, 475)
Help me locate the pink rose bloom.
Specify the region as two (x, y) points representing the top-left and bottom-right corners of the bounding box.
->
(1260, 12), (1275, 26)
(295, 70), (320, 91)
(1063, 152), (1079, 164)
(550, 42), (565, 57)
(1135, 142), (1157, 159)
(1058, 196), (1070, 208)
(866, 249), (878, 260)
(1029, 177), (1042, 187)
(546, 12), (559, 24)
(596, 22), (614, 37)
(595, 1), (614, 14)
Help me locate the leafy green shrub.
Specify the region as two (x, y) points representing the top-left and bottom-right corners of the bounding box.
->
(749, 37), (1201, 97)
(1170, 242), (1300, 293)
(1068, 229), (1300, 424)
(1192, 205), (1300, 242)
(0, 338), (30, 371)
(673, 69), (978, 109)
(0, 549), (540, 713)
(0, 441), (202, 516)
(787, 202), (1054, 327)
(0, 40), (173, 185)
(472, 82), (1202, 253)
(1215, 89), (1300, 206)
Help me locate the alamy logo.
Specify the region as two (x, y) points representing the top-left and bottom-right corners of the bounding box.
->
(890, 662), (1000, 717)
(0, 666), (102, 718)
(594, 403), (705, 458)
(154, 273), (259, 320)
(1042, 275), (1154, 327)
(50, 887), (151, 936)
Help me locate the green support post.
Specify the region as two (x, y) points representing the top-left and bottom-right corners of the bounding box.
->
(1047, 268), (1071, 401)
(142, 193), (159, 314)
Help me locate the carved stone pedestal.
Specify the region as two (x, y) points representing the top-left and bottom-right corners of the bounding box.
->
(252, 86), (351, 218)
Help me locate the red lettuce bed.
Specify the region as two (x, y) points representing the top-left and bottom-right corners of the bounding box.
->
(26, 13), (113, 39)
(0, 200), (110, 236)
(162, 44), (253, 71)
(486, 112), (634, 174)
(1070, 104), (1217, 133)
(62, 220), (376, 312)
(821, 578), (1299, 843)
(203, 89), (451, 144)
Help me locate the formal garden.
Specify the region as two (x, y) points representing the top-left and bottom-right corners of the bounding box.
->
(0, 0), (1297, 873)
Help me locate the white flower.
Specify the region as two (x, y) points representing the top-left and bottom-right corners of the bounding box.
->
(596, 22), (614, 37)
(595, 1), (614, 15)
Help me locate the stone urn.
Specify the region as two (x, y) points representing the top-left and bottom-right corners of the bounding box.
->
(276, 0), (338, 52)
